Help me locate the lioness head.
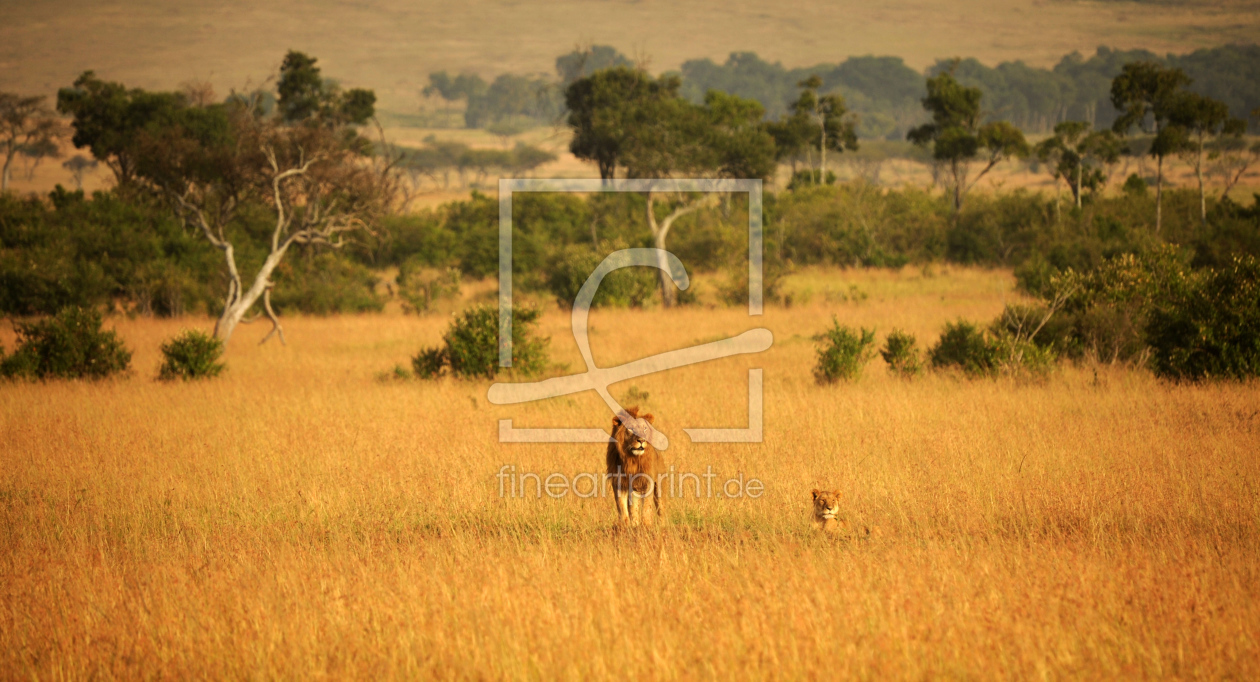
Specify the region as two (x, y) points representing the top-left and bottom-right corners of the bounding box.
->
(812, 489), (842, 521)
(612, 407), (655, 459)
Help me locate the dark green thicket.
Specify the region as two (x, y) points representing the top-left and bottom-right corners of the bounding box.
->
(1146, 256), (1260, 380)
(1, 307), (131, 380)
(929, 321), (998, 377)
(545, 241), (658, 309)
(158, 329), (225, 381)
(413, 304), (550, 380)
(270, 252), (385, 315)
(0, 189), (218, 317)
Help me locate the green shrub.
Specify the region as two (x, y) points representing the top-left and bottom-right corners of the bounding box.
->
(158, 330), (225, 381)
(929, 320), (997, 377)
(411, 346), (447, 379)
(0, 307), (131, 380)
(1146, 255), (1260, 380)
(271, 253), (386, 315)
(813, 318), (876, 384)
(414, 304), (550, 380)
(787, 169), (837, 190)
(1122, 174), (1148, 197)
(397, 260), (461, 314)
(545, 241), (657, 309)
(880, 329), (922, 378)
(990, 333), (1058, 379)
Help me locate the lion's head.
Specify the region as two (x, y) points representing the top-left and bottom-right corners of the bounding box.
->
(812, 489), (842, 521)
(611, 407), (655, 460)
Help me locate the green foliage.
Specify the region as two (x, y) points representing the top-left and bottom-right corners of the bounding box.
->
(464, 74), (562, 129)
(158, 329), (225, 381)
(907, 69), (1029, 212)
(397, 260), (461, 314)
(277, 51), (376, 125)
(565, 67), (775, 182)
(770, 182), (942, 267)
(880, 329), (923, 378)
(411, 347), (447, 380)
(413, 304), (550, 380)
(929, 320), (998, 377)
(812, 318), (876, 384)
(1123, 173), (1148, 196)
(1034, 121), (1125, 205)
(0, 188), (218, 317)
(1, 307), (131, 380)
(1146, 255), (1260, 380)
(787, 169), (836, 190)
(270, 253), (385, 315)
(545, 241), (657, 308)
(556, 45), (634, 86)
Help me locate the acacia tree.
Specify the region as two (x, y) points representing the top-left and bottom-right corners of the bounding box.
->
(57, 72), (192, 188)
(59, 58), (389, 345)
(1211, 109), (1260, 197)
(788, 75), (858, 185)
(1034, 120), (1124, 209)
(1109, 61), (1191, 233)
(907, 69), (1029, 214)
(565, 66), (679, 181)
(568, 69), (775, 307)
(1, 93), (65, 192)
(1167, 91), (1236, 224)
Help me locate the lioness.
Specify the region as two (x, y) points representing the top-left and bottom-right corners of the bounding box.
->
(811, 489), (846, 534)
(606, 407), (663, 526)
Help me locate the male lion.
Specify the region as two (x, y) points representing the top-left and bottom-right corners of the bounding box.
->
(811, 489), (846, 534)
(606, 407), (663, 526)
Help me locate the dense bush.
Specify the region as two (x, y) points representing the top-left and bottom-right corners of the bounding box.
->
(928, 320), (997, 377)
(1036, 246), (1193, 363)
(0, 307), (131, 380)
(545, 241), (658, 308)
(928, 316), (1059, 379)
(158, 330), (225, 381)
(1146, 256), (1260, 381)
(413, 304), (550, 379)
(813, 318), (876, 384)
(0, 189), (219, 316)
(270, 252), (385, 315)
(880, 329), (922, 378)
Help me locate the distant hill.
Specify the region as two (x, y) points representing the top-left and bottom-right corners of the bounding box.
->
(3, 0), (1260, 111)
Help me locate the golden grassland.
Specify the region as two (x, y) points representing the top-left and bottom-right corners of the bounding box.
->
(2, 267), (1259, 679)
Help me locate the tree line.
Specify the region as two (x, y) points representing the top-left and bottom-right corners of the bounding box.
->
(1, 48), (1258, 380)
(419, 44), (1260, 142)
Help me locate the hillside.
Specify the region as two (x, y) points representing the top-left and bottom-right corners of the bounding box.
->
(4, 0), (1260, 111)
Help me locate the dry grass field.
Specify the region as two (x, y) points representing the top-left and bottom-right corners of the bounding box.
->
(2, 267), (1258, 679)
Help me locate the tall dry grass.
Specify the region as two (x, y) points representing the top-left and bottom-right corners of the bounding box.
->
(1, 267), (1258, 679)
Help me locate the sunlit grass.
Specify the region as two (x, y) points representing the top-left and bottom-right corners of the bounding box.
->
(1, 267), (1257, 679)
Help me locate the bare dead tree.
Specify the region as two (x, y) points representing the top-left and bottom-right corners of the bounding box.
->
(644, 191), (715, 307)
(158, 110), (386, 344)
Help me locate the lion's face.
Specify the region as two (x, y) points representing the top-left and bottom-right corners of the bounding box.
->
(612, 408), (655, 459)
(812, 489), (842, 520)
